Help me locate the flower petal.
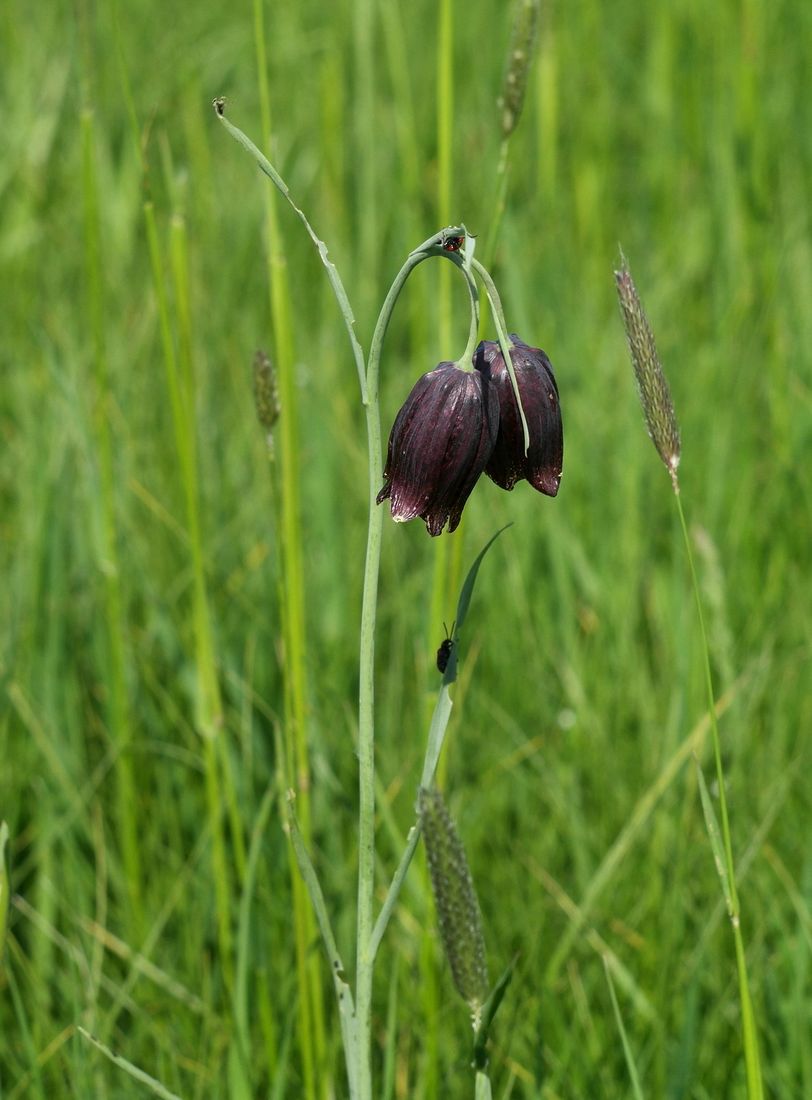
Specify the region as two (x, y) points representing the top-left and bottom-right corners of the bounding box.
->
(378, 363), (499, 536)
(474, 335), (563, 497)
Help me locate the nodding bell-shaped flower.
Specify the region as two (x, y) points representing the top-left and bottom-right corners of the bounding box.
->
(377, 363), (499, 536)
(473, 335), (563, 497)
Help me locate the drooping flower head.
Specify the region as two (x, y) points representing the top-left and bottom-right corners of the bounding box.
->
(473, 335), (563, 497)
(377, 363), (499, 536)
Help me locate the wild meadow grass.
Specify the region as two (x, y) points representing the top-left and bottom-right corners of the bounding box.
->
(2, 0), (812, 1096)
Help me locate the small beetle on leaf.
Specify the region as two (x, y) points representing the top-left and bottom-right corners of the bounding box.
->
(436, 621), (456, 674)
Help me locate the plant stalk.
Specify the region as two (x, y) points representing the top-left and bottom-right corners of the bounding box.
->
(674, 490), (763, 1098)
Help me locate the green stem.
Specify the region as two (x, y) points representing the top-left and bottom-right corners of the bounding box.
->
(250, 11), (325, 1090)
(145, 203), (232, 988)
(674, 490), (763, 1099)
(355, 247), (429, 1098)
(214, 102), (367, 405)
(436, 0), (454, 351)
(355, 235), (480, 1097)
(482, 138), (510, 270)
(80, 108), (142, 931)
(454, 258), (482, 368)
(470, 257), (531, 452)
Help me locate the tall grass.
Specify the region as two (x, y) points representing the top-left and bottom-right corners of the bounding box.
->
(2, 0), (811, 1095)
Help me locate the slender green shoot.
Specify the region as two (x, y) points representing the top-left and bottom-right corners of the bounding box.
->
(78, 1028), (183, 1100)
(471, 258), (531, 451)
(248, 19), (327, 1089)
(80, 107), (142, 930)
(213, 98), (367, 404)
(0, 821), (9, 961)
(483, 0), (541, 267)
(604, 956), (646, 1100)
(676, 491), (763, 1100)
(144, 202), (232, 987)
(615, 255), (763, 1100)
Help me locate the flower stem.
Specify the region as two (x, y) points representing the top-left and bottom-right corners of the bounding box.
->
(673, 489), (763, 1099)
(355, 232), (481, 1095)
(452, 257), (482, 368)
(470, 257), (531, 452)
(355, 243), (442, 1098)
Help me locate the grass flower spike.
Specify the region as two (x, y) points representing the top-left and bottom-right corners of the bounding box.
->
(614, 261), (681, 489)
(419, 786), (489, 1025)
(615, 251), (764, 1100)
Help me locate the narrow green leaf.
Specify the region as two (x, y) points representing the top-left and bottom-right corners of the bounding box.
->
(77, 1028), (183, 1100)
(604, 956), (646, 1100)
(373, 526), (512, 964)
(287, 801), (359, 1096)
(472, 957), (516, 1070)
(213, 100), (367, 404)
(421, 687), (455, 788)
(474, 1070), (494, 1100)
(230, 784), (277, 1100)
(370, 825), (420, 963)
(0, 822), (10, 964)
(695, 756), (734, 916)
(381, 954), (400, 1100)
(454, 525), (512, 636)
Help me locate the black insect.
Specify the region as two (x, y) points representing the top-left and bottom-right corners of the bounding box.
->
(442, 234), (465, 252)
(436, 621), (456, 673)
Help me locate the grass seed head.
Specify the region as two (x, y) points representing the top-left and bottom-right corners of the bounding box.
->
(614, 258), (681, 489)
(499, 0), (541, 139)
(252, 348), (280, 454)
(419, 786), (489, 1024)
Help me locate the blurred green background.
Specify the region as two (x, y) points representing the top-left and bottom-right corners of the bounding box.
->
(2, 0), (811, 1096)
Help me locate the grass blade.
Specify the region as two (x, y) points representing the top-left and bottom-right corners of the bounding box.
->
(0, 821), (9, 963)
(287, 801), (359, 1099)
(695, 757), (734, 915)
(77, 1028), (183, 1100)
(213, 100), (367, 404)
(603, 956), (646, 1100)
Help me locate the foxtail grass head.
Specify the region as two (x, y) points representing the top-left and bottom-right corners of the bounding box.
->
(419, 786), (489, 1026)
(499, 0), (541, 139)
(252, 349), (280, 456)
(615, 257), (681, 492)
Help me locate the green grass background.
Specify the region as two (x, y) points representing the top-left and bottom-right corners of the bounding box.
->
(2, 0), (811, 1096)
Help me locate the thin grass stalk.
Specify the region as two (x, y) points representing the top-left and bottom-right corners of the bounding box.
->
(436, 0), (454, 353)
(230, 783), (276, 1093)
(168, 216), (247, 878)
(615, 257), (763, 1098)
(424, 6), (457, 1085)
(430, 0), (460, 770)
(432, 0), (456, 599)
(144, 204), (232, 988)
(252, 3), (325, 1092)
(381, 955), (399, 1100)
(80, 109), (142, 930)
(535, 15), (558, 205)
(674, 493), (763, 1099)
(354, 0), (378, 314)
(482, 1), (541, 307)
(604, 957), (646, 1100)
(0, 822), (9, 959)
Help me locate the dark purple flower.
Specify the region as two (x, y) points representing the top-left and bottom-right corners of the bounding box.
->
(377, 363), (499, 536)
(473, 335), (563, 496)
